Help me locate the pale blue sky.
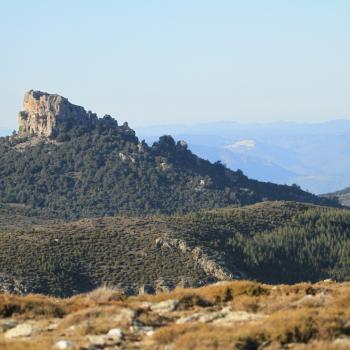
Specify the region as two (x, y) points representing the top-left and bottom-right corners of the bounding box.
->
(0, 0), (349, 129)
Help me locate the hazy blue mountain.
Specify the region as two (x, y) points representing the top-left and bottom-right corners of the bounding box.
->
(136, 120), (350, 194)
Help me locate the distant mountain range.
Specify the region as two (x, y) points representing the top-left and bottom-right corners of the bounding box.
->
(136, 120), (350, 194)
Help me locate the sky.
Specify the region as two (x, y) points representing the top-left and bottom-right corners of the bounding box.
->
(0, 0), (349, 130)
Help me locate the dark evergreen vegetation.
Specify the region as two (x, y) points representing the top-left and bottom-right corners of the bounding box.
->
(170, 201), (350, 284)
(0, 117), (338, 219)
(1, 201), (350, 296)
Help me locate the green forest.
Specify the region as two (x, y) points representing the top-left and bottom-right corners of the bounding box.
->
(0, 117), (337, 219)
(1, 201), (350, 296)
(170, 202), (350, 284)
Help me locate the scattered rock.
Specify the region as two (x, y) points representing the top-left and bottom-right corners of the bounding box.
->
(333, 337), (350, 347)
(136, 301), (153, 310)
(214, 310), (266, 324)
(107, 328), (123, 341)
(0, 319), (17, 331)
(151, 299), (179, 313)
(5, 323), (33, 339)
(88, 335), (108, 346)
(294, 293), (329, 308)
(323, 279), (334, 283)
(132, 320), (154, 334)
(54, 340), (74, 349)
(119, 152), (128, 161)
(87, 329), (123, 347)
(153, 237), (238, 281)
(160, 162), (170, 171)
(178, 140), (188, 148)
(113, 307), (136, 325)
(47, 320), (60, 331)
(176, 307), (265, 325)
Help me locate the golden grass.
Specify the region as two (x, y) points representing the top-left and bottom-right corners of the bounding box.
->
(0, 340), (53, 350)
(3, 281), (350, 349)
(0, 294), (66, 319)
(132, 280), (269, 307)
(57, 304), (133, 335)
(85, 286), (126, 303)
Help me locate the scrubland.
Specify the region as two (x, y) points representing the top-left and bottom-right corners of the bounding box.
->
(1, 280), (350, 349)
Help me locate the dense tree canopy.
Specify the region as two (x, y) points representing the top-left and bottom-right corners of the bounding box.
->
(0, 118), (337, 219)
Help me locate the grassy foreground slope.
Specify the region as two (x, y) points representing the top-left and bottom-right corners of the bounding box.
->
(1, 201), (350, 296)
(2, 280), (350, 349)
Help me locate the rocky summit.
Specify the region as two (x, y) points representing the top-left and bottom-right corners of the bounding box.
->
(18, 90), (98, 138)
(0, 90), (339, 219)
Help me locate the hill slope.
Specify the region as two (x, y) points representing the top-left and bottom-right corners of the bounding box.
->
(2, 280), (350, 350)
(1, 201), (350, 297)
(137, 119), (350, 194)
(322, 187), (350, 207)
(0, 91), (337, 219)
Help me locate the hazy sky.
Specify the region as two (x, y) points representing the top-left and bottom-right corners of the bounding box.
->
(0, 0), (349, 129)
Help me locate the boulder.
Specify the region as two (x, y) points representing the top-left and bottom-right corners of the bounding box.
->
(132, 320), (154, 334)
(88, 328), (123, 346)
(113, 307), (136, 325)
(107, 328), (123, 341)
(4, 323), (33, 339)
(54, 340), (74, 349)
(0, 319), (17, 331)
(151, 299), (179, 313)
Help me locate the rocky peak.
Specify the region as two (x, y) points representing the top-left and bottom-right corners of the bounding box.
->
(18, 90), (97, 138)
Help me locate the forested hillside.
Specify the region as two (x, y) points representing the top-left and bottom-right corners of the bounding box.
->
(0, 104), (337, 219)
(0, 91), (346, 299)
(1, 201), (350, 297)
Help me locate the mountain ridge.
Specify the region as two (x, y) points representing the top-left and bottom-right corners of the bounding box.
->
(0, 90), (338, 219)
(136, 119), (350, 194)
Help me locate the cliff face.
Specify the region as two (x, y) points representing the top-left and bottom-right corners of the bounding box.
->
(18, 90), (96, 138)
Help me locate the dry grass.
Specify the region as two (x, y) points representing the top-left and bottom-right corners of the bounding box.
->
(132, 280), (269, 306)
(0, 339), (53, 350)
(85, 286), (126, 303)
(151, 311), (319, 349)
(2, 281), (350, 349)
(0, 294), (66, 319)
(57, 304), (134, 335)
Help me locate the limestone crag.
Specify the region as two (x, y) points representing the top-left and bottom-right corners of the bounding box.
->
(155, 237), (244, 281)
(18, 90), (97, 138)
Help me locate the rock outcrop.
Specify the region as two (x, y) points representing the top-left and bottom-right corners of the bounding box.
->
(155, 237), (244, 281)
(18, 90), (97, 138)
